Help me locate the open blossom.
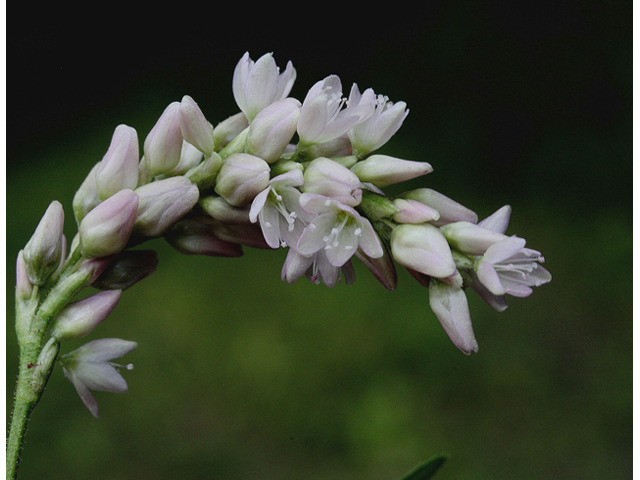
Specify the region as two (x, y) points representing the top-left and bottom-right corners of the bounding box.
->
(281, 247), (356, 288)
(60, 338), (137, 418)
(296, 193), (383, 267)
(475, 236), (551, 298)
(232, 52), (296, 122)
(297, 77), (375, 146)
(348, 90), (409, 158)
(249, 170), (309, 249)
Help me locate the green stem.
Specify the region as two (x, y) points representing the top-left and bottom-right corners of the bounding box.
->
(7, 255), (89, 479)
(6, 337), (58, 479)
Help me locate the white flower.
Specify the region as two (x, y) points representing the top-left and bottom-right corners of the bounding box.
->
(281, 247), (355, 288)
(348, 90), (409, 158)
(60, 338), (137, 418)
(476, 236), (552, 298)
(249, 170), (309, 249)
(297, 77), (375, 146)
(232, 52), (296, 122)
(296, 193), (383, 267)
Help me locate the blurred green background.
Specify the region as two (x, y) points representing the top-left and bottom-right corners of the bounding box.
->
(7, 2), (631, 479)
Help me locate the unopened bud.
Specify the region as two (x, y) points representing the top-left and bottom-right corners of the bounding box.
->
(179, 95), (215, 155)
(390, 223), (456, 279)
(213, 112), (249, 152)
(143, 102), (183, 176)
(92, 250), (158, 290)
(170, 141), (204, 176)
(79, 189), (139, 258)
(214, 153), (270, 206)
(198, 196), (252, 224)
(350, 155), (432, 188)
(440, 221), (507, 256)
(184, 152), (222, 191)
(392, 198), (440, 224)
(165, 218), (244, 257)
(95, 125), (139, 200)
(16, 250), (34, 300)
(401, 188), (478, 226)
(245, 98), (300, 163)
(134, 177), (200, 237)
(51, 290), (122, 341)
(303, 157), (362, 207)
(73, 163), (102, 225)
(23, 201), (65, 285)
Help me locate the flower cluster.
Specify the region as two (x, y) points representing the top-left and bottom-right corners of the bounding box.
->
(17, 52), (551, 417)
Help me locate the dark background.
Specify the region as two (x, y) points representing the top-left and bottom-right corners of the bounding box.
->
(7, 1), (631, 479)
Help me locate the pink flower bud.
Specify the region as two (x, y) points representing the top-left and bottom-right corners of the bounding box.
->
(73, 163), (102, 224)
(143, 102), (184, 176)
(79, 189), (139, 258)
(214, 153), (270, 206)
(134, 177), (200, 237)
(95, 125), (139, 200)
(303, 157), (362, 207)
(16, 250), (33, 300)
(179, 95), (215, 155)
(440, 221), (507, 256)
(23, 200), (65, 285)
(51, 290), (122, 341)
(401, 188), (478, 226)
(165, 218), (244, 257)
(245, 98), (301, 163)
(213, 112), (249, 151)
(429, 281), (478, 355)
(390, 223), (456, 279)
(350, 155), (432, 187)
(392, 198), (440, 224)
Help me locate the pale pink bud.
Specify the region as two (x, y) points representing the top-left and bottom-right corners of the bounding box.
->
(51, 290), (122, 341)
(477, 205), (512, 234)
(392, 198), (440, 224)
(23, 200), (65, 285)
(16, 250), (33, 300)
(429, 281), (478, 355)
(213, 112), (249, 152)
(440, 221), (507, 256)
(401, 188), (478, 226)
(199, 196), (252, 224)
(179, 95), (215, 155)
(79, 189), (139, 258)
(134, 177), (200, 237)
(143, 102), (184, 176)
(214, 153), (270, 206)
(390, 223), (456, 279)
(303, 157), (362, 207)
(73, 163), (102, 224)
(95, 125), (139, 200)
(350, 155), (432, 187)
(92, 250), (159, 290)
(245, 98), (301, 163)
(165, 218), (244, 257)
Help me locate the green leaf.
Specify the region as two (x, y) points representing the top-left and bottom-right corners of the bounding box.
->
(400, 456), (447, 480)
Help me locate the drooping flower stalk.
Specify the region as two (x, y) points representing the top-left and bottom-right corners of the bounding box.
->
(8, 50), (551, 479)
